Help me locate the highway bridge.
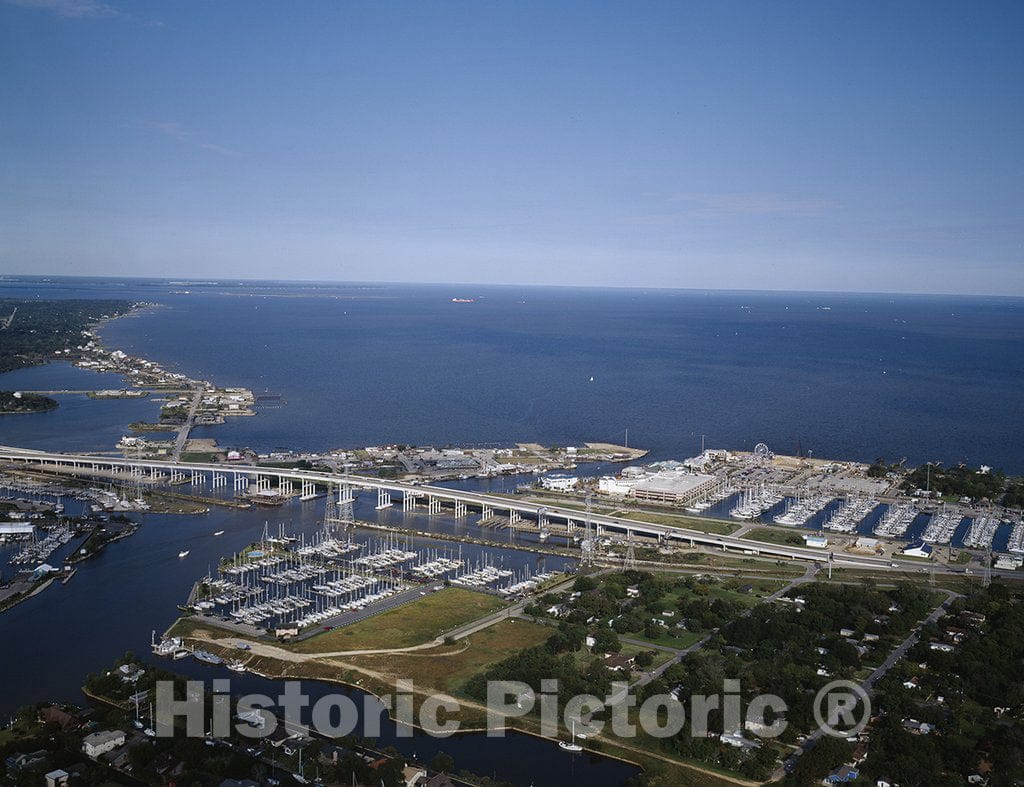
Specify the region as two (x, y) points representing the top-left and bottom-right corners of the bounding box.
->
(0, 444), (907, 570)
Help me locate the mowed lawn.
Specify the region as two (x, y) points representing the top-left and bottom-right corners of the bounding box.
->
(348, 618), (552, 694)
(742, 525), (813, 547)
(288, 588), (507, 653)
(611, 510), (737, 535)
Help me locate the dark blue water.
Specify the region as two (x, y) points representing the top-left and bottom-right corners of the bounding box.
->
(2, 276), (1022, 473)
(857, 504), (888, 535)
(0, 362), (162, 452)
(951, 518), (973, 548)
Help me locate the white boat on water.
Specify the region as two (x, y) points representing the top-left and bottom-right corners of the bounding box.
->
(559, 720), (584, 752)
(773, 493), (833, 527)
(213, 530), (225, 536)
(824, 497), (878, 533)
(1007, 523), (1024, 555)
(730, 484), (783, 520)
(874, 503), (918, 538)
(152, 631), (183, 657)
(961, 516), (1000, 550)
(178, 550), (190, 559)
(227, 660), (247, 673)
(922, 508), (961, 544)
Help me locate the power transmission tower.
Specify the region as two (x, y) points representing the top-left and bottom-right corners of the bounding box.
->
(581, 492), (595, 567)
(324, 483), (354, 536)
(323, 487), (341, 536)
(338, 483), (354, 527)
(624, 537), (636, 571)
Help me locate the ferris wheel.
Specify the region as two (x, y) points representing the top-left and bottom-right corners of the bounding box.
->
(753, 442), (772, 462)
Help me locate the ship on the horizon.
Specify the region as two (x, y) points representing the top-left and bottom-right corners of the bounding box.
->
(451, 297), (476, 303)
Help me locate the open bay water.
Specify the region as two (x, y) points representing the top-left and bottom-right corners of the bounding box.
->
(2, 276), (1022, 472)
(0, 362), (163, 452)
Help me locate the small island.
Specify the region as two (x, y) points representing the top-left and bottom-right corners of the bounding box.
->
(0, 390), (58, 414)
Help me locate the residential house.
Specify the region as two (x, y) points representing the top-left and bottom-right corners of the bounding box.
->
(902, 719), (932, 735)
(5, 750), (49, 774)
(82, 730), (125, 758)
(603, 653), (636, 672)
(402, 765), (428, 787)
(823, 764), (859, 783)
(39, 706), (78, 732)
(44, 770), (70, 787)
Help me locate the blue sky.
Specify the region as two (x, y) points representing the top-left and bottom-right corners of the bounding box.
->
(2, 1), (1022, 294)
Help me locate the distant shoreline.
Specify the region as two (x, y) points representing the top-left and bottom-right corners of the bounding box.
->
(3, 273), (1024, 300)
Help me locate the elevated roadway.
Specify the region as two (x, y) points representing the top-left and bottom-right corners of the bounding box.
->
(0, 444), (930, 571)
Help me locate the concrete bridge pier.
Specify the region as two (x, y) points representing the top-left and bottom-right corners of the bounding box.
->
(190, 470), (203, 486)
(340, 484), (355, 504)
(402, 491), (419, 512)
(300, 480), (317, 500)
(376, 488), (392, 509)
(482, 505), (493, 520)
(509, 509), (522, 526)
(427, 496), (442, 515)
(454, 500), (467, 517)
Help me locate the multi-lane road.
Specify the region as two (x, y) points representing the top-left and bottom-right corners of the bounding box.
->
(0, 444), (998, 577)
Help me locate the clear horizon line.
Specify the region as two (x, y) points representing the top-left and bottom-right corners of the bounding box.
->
(2, 272), (1022, 301)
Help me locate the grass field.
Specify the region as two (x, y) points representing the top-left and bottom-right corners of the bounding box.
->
(347, 618), (553, 693)
(624, 628), (706, 650)
(180, 451), (222, 463)
(741, 526), (811, 547)
(287, 587), (508, 653)
(702, 579), (786, 606)
(608, 509), (739, 535)
(664, 553), (808, 575)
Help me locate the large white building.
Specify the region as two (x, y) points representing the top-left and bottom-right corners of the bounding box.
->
(598, 468), (717, 506)
(540, 473), (578, 492)
(631, 471), (717, 505)
(598, 475), (640, 496)
(82, 730), (125, 758)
